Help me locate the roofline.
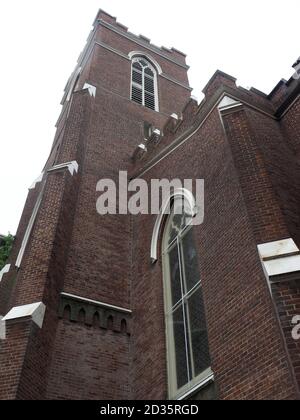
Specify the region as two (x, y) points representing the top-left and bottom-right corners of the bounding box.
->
(202, 70), (237, 94)
(268, 79), (288, 98)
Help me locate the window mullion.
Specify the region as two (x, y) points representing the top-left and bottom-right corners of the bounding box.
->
(185, 295), (196, 379)
(179, 238), (196, 380)
(177, 238), (191, 384)
(180, 232), (199, 380)
(182, 281), (202, 301)
(142, 68), (145, 107)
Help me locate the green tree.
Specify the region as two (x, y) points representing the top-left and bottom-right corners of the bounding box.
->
(0, 234), (14, 271)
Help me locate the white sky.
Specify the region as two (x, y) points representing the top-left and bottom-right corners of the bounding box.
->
(0, 0), (299, 235)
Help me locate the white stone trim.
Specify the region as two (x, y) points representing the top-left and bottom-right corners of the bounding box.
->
(16, 161), (79, 269)
(150, 188), (197, 262)
(149, 129), (162, 146)
(61, 292), (132, 314)
(0, 316), (5, 340)
(258, 239), (299, 260)
(3, 302), (46, 328)
(161, 73), (192, 91)
(29, 172), (44, 190)
(128, 51), (163, 74)
(47, 161), (79, 176)
(132, 92), (275, 181)
(264, 256), (300, 277)
(98, 19), (189, 70)
(87, 41), (192, 92)
(0, 264), (11, 283)
(96, 41), (130, 60)
(177, 372), (214, 400)
(16, 188), (44, 268)
(130, 56), (159, 112)
(218, 95), (242, 111)
(66, 66), (82, 102)
(258, 238), (300, 277)
(153, 129), (161, 136)
(96, 42), (191, 91)
(83, 83), (97, 98)
(132, 144), (147, 162)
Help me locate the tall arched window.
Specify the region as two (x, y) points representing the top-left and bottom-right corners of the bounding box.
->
(131, 57), (158, 111)
(162, 196), (212, 398)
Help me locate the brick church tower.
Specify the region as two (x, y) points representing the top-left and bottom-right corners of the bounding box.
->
(0, 9), (300, 400)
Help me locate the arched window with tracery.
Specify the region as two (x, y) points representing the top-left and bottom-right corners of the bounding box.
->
(162, 196), (212, 398)
(131, 57), (158, 111)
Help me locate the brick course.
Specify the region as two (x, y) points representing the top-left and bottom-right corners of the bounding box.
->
(0, 9), (300, 400)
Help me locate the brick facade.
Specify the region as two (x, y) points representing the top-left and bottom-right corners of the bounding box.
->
(0, 9), (300, 400)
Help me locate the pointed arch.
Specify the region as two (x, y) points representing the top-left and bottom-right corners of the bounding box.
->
(161, 197), (212, 398)
(78, 308), (86, 324)
(130, 54), (160, 111)
(150, 188), (198, 263)
(128, 51), (163, 74)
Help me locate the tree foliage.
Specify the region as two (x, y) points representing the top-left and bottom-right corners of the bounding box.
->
(0, 234), (14, 271)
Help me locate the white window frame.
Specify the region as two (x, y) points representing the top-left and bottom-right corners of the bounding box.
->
(162, 197), (212, 399)
(131, 57), (159, 112)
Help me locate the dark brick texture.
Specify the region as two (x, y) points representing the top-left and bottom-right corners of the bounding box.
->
(0, 9), (300, 400)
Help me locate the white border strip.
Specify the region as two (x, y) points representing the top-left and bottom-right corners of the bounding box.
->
(0, 264), (11, 283)
(16, 161), (79, 268)
(61, 292), (132, 314)
(177, 373), (215, 400)
(133, 92), (276, 180)
(3, 302), (46, 329)
(16, 187), (44, 268)
(98, 19), (189, 70)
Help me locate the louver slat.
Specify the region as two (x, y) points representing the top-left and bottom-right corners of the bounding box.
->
(132, 85), (143, 105)
(145, 76), (154, 94)
(145, 67), (154, 77)
(131, 58), (157, 111)
(133, 61), (142, 70)
(132, 70), (143, 85)
(145, 92), (155, 110)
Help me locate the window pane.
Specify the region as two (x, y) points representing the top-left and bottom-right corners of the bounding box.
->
(181, 229), (200, 292)
(139, 59), (148, 67)
(145, 67), (154, 77)
(187, 287), (211, 377)
(132, 85), (142, 105)
(132, 70), (142, 85)
(171, 306), (189, 389)
(145, 92), (155, 110)
(166, 199), (188, 245)
(133, 61), (142, 70)
(145, 76), (154, 93)
(168, 245), (182, 307)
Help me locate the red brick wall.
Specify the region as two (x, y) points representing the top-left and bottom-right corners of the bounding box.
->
(221, 107), (289, 244)
(0, 13), (192, 400)
(131, 109), (298, 400)
(246, 108), (300, 247)
(1, 10), (300, 401)
(281, 98), (300, 159)
(46, 318), (131, 400)
(272, 280), (300, 390)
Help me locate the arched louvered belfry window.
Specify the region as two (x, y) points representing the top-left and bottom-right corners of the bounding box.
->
(162, 196), (212, 399)
(131, 57), (158, 111)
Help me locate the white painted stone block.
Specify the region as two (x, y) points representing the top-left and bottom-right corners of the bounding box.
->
(3, 302), (46, 328)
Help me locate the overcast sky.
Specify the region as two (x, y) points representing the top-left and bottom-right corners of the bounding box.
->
(0, 0), (299, 235)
